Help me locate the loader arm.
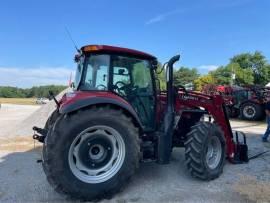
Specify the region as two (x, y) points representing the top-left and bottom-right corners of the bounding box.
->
(175, 90), (236, 161)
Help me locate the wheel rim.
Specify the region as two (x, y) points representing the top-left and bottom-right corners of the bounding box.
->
(243, 105), (255, 118)
(68, 125), (125, 184)
(206, 136), (222, 169)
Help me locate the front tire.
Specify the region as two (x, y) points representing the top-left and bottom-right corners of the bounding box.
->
(185, 122), (226, 180)
(42, 106), (140, 201)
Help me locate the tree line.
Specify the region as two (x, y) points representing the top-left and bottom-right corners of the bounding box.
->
(0, 85), (67, 98)
(156, 51), (270, 90)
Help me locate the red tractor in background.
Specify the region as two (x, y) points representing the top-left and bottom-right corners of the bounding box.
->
(33, 45), (248, 201)
(203, 84), (270, 121)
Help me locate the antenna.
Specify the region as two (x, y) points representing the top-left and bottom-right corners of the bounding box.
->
(65, 26), (80, 53)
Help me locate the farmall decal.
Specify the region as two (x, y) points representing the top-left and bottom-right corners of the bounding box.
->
(180, 94), (199, 101)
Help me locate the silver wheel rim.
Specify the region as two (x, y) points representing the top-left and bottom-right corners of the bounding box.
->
(68, 125), (125, 184)
(206, 136), (222, 169)
(243, 105), (256, 118)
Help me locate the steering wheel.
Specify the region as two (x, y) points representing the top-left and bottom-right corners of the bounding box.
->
(114, 81), (126, 89)
(114, 81), (131, 96)
(97, 84), (106, 90)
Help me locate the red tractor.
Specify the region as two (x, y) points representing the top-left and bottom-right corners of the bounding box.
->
(33, 45), (248, 201)
(203, 85), (270, 121)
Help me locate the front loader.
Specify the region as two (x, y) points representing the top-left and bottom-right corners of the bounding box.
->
(33, 45), (249, 201)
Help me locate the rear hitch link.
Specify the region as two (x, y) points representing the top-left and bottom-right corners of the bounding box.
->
(33, 126), (47, 143)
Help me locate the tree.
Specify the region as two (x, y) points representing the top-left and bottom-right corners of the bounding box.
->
(194, 74), (216, 91)
(173, 67), (199, 87)
(209, 66), (231, 85)
(230, 51), (269, 85)
(0, 85), (67, 98)
(227, 63), (254, 85)
(209, 63), (254, 86)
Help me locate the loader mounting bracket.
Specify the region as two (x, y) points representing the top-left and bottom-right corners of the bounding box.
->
(232, 131), (249, 163)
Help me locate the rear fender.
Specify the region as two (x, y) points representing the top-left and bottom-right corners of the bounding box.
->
(59, 97), (144, 130)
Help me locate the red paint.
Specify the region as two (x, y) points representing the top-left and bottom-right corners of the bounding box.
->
(81, 45), (156, 60)
(59, 91), (130, 112)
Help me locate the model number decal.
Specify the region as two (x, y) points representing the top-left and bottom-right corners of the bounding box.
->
(180, 95), (199, 101)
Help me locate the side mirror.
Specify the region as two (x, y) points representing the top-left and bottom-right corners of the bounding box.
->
(74, 54), (81, 63)
(48, 91), (54, 101)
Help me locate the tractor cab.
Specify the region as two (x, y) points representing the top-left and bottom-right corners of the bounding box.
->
(73, 45), (158, 130)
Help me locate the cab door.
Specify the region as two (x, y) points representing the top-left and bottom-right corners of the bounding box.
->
(131, 60), (156, 131)
(111, 56), (156, 131)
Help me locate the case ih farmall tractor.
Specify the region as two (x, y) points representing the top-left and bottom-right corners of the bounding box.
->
(33, 45), (248, 201)
(203, 85), (270, 121)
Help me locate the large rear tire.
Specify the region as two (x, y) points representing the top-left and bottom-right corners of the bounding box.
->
(185, 122), (226, 180)
(240, 102), (264, 121)
(42, 106), (140, 201)
(44, 109), (59, 130)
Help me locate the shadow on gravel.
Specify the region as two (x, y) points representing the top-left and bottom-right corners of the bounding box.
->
(0, 147), (69, 203)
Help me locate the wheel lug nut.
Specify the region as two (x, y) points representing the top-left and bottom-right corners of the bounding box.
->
(108, 147), (111, 150)
(92, 163), (95, 166)
(88, 143), (91, 146)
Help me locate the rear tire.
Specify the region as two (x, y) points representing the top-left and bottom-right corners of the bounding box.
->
(185, 122), (226, 180)
(42, 106), (140, 201)
(44, 110), (59, 130)
(240, 102), (264, 121)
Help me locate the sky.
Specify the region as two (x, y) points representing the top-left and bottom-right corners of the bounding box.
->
(0, 0), (269, 88)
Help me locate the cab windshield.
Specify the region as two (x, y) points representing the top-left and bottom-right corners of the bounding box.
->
(80, 54), (110, 91)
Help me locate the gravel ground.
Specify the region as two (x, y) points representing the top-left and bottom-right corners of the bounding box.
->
(0, 104), (40, 137)
(0, 103), (269, 202)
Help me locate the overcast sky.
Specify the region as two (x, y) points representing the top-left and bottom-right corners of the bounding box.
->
(0, 0), (269, 87)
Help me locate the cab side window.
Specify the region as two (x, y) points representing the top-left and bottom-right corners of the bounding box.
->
(132, 61), (153, 94)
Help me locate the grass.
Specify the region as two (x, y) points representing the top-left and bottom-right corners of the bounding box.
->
(0, 98), (37, 105)
(0, 136), (42, 152)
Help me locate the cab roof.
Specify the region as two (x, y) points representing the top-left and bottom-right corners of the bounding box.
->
(81, 45), (156, 60)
